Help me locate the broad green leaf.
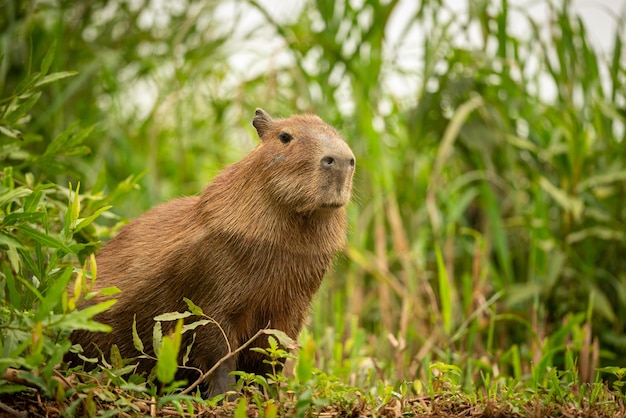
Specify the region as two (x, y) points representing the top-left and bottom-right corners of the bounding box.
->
(263, 329), (296, 350)
(597, 366), (626, 377)
(264, 402), (278, 418)
(0, 384), (31, 395)
(154, 311), (192, 321)
(181, 319), (210, 333)
(156, 320), (182, 384)
(108, 343), (123, 369)
(295, 333), (315, 382)
(183, 298), (204, 316)
(97, 286), (121, 297)
(54, 300), (116, 332)
(233, 397), (248, 418)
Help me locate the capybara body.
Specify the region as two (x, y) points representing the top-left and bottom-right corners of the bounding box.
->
(69, 109), (355, 396)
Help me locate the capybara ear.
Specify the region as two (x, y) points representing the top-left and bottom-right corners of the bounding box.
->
(253, 108), (273, 139)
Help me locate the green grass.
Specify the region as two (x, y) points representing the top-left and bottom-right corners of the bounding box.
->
(1, 0), (626, 416)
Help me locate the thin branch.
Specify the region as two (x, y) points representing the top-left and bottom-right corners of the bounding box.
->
(0, 401), (28, 418)
(180, 327), (267, 395)
(2, 368), (70, 392)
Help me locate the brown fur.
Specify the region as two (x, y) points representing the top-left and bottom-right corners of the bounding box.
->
(68, 109), (355, 396)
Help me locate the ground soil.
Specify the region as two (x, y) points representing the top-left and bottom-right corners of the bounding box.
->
(1, 391), (625, 417)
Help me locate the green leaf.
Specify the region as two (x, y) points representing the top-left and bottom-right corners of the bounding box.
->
(0, 384), (31, 395)
(23, 184), (52, 212)
(2, 211), (44, 226)
(3, 264), (21, 307)
(40, 40), (57, 74)
(132, 315), (144, 353)
(0, 125), (22, 139)
(74, 205), (112, 234)
(55, 300), (116, 332)
(97, 286), (121, 297)
(156, 320), (182, 384)
(296, 357), (313, 383)
(295, 336), (314, 383)
(233, 397), (248, 418)
(539, 177), (584, 221)
(5, 92), (42, 125)
(0, 231), (23, 248)
(120, 383), (149, 393)
(597, 366), (626, 378)
(265, 402), (278, 418)
(34, 267), (74, 321)
(16, 225), (74, 254)
(64, 182), (79, 238)
(153, 321), (163, 357)
(575, 170), (626, 193)
(263, 329), (296, 350)
(44, 122), (93, 158)
(183, 298), (204, 316)
(13, 69), (37, 96)
(33, 71), (78, 88)
(71, 183), (81, 226)
(435, 244), (452, 335)
(154, 311), (192, 322)
(0, 187), (31, 208)
(181, 319), (210, 333)
(2, 166), (13, 188)
(566, 227), (625, 244)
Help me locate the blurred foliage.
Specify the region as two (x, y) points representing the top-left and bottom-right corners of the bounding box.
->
(1, 0), (626, 406)
(0, 41), (126, 402)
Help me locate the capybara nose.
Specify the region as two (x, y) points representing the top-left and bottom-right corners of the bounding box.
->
(320, 155), (356, 171)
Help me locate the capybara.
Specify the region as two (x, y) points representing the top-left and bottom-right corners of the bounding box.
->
(68, 108), (355, 396)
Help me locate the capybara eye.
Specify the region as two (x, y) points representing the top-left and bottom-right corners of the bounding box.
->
(278, 132), (293, 144)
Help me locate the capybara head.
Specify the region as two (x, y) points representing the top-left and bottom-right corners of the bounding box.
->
(251, 108), (355, 213)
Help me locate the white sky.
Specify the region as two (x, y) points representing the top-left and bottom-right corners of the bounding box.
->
(126, 0), (626, 119)
(221, 0), (625, 104)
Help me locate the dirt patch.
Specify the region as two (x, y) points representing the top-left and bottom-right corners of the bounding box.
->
(2, 391), (625, 417)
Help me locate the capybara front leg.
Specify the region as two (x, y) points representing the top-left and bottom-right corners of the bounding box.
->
(206, 357), (236, 398)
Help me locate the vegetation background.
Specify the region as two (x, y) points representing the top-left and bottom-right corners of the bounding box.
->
(1, 0), (626, 415)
